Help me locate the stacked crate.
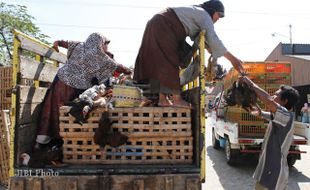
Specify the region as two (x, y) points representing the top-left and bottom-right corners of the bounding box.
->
(265, 62), (291, 95)
(59, 106), (193, 164)
(0, 67), (12, 110)
(223, 62), (291, 137)
(0, 110), (10, 186)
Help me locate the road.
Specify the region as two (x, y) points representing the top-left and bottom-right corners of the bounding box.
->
(202, 116), (310, 190)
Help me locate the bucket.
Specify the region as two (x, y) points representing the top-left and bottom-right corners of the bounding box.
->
(219, 138), (226, 148)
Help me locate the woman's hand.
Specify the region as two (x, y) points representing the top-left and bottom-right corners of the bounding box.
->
(53, 41), (59, 52)
(224, 52), (245, 74)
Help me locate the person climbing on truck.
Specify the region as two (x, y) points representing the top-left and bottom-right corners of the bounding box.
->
(133, 0), (244, 108)
(239, 76), (299, 190)
(34, 32), (132, 151)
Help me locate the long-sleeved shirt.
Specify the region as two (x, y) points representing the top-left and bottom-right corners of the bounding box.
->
(172, 6), (227, 58)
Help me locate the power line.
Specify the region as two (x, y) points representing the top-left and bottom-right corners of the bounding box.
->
(36, 23), (144, 31)
(36, 22), (290, 32)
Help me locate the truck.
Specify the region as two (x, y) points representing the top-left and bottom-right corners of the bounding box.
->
(5, 29), (208, 189)
(210, 63), (310, 166)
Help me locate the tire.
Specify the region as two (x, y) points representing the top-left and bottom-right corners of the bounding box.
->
(225, 139), (239, 166)
(287, 157), (297, 167)
(212, 129), (220, 149)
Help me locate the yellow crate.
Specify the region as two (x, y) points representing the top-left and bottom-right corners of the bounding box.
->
(226, 107), (264, 122)
(238, 123), (267, 138)
(243, 63), (266, 73)
(112, 85), (142, 107)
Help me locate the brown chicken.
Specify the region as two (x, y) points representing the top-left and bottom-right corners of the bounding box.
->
(94, 111), (128, 149)
(224, 80), (259, 112)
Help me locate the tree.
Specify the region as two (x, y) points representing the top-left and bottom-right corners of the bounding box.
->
(0, 2), (49, 66)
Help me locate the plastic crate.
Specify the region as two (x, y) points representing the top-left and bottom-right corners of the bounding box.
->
(238, 123), (267, 138)
(266, 73), (291, 85)
(243, 63), (266, 73)
(248, 74), (266, 85)
(226, 108), (264, 122)
(266, 63), (291, 73)
(59, 106), (193, 164)
(265, 84), (282, 96)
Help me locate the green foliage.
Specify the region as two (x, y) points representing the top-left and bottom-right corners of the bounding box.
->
(0, 2), (50, 65)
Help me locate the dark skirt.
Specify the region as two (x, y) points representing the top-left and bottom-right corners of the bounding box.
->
(36, 76), (83, 140)
(133, 8), (186, 90)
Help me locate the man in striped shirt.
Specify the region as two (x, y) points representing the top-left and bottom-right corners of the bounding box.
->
(240, 76), (300, 190)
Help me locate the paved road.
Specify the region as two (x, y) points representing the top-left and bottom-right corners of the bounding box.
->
(203, 117), (310, 190)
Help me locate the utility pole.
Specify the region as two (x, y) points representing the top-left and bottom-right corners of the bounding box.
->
(271, 24), (293, 44)
(289, 24), (292, 45)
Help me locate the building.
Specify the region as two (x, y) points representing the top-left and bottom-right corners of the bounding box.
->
(266, 43), (310, 117)
(266, 43), (310, 87)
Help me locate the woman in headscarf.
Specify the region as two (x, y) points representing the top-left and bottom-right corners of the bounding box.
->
(134, 0), (244, 108)
(35, 33), (131, 149)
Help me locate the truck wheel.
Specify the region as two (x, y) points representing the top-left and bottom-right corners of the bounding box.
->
(287, 157), (296, 167)
(225, 139), (239, 166)
(212, 129), (220, 149)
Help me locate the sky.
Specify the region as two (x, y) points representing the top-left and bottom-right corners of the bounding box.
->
(3, 0), (310, 70)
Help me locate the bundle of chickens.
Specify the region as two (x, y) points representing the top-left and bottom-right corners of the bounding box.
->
(224, 80), (260, 113)
(205, 55), (227, 82)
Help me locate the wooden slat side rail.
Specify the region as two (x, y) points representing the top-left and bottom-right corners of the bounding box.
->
(18, 85), (48, 104)
(14, 31), (67, 64)
(59, 106), (193, 164)
(18, 103), (41, 125)
(19, 56), (58, 83)
(0, 110), (10, 186)
(16, 85), (48, 125)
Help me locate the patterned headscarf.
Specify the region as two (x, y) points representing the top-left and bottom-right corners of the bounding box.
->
(57, 33), (117, 89)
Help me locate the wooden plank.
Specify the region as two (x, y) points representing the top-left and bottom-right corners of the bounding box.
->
(165, 176), (174, 190)
(25, 178), (42, 190)
(99, 176), (111, 190)
(9, 177), (25, 190)
(133, 179), (144, 190)
(18, 85), (48, 104)
(9, 175), (201, 190)
(43, 177), (77, 190)
(16, 34), (67, 63)
(73, 176), (99, 190)
(20, 56), (58, 83)
(186, 177), (200, 190)
(65, 179), (78, 190)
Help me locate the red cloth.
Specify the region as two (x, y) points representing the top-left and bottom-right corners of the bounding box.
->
(36, 76), (83, 139)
